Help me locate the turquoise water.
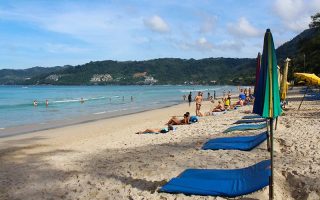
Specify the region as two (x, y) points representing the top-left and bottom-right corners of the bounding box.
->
(0, 85), (237, 132)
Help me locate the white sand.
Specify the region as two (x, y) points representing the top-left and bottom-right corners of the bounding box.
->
(0, 88), (319, 200)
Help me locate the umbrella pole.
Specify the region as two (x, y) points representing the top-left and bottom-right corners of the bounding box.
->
(266, 119), (270, 151)
(298, 86), (309, 110)
(269, 118), (274, 200)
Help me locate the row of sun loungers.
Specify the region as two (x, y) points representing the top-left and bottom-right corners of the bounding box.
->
(160, 115), (270, 197)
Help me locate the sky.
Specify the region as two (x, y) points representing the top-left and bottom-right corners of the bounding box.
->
(0, 0), (319, 69)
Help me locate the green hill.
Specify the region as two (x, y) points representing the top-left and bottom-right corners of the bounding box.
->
(276, 27), (320, 79)
(21, 58), (256, 85)
(1, 26), (319, 85)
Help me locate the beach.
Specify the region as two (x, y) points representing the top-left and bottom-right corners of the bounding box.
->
(1, 88), (320, 200)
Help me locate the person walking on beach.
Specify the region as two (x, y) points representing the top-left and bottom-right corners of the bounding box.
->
(188, 92), (192, 107)
(213, 90), (216, 100)
(195, 92), (203, 116)
(183, 94), (186, 101)
(207, 92), (210, 100)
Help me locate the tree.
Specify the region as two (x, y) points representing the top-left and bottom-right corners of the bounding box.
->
(309, 13), (320, 28)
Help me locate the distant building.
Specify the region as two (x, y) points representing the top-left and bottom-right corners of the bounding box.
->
(144, 76), (158, 84)
(90, 74), (113, 82)
(46, 74), (61, 81)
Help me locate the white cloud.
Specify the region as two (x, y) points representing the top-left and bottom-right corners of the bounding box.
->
(227, 17), (262, 38)
(143, 15), (170, 33)
(274, 0), (320, 32)
(285, 16), (312, 32)
(199, 16), (217, 34)
(0, 5), (142, 46)
(195, 37), (214, 50)
(173, 37), (213, 52)
(274, 0), (305, 20)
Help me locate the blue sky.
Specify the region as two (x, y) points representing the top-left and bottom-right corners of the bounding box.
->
(0, 0), (319, 69)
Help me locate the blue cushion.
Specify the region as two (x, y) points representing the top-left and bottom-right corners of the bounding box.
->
(160, 160), (271, 197)
(223, 123), (267, 133)
(202, 132), (268, 151)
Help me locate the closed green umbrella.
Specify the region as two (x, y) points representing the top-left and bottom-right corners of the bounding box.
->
(253, 29), (282, 200)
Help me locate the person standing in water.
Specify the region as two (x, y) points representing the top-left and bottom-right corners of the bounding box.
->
(195, 92), (203, 116)
(45, 99), (49, 107)
(188, 92), (192, 107)
(33, 100), (38, 107)
(80, 98), (84, 104)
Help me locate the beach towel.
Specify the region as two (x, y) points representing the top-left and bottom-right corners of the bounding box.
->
(202, 132), (268, 151)
(233, 119), (266, 124)
(189, 116), (198, 123)
(160, 160), (270, 197)
(223, 123), (266, 133)
(242, 115), (262, 119)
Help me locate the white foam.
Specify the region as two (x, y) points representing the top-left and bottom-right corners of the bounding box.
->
(0, 127), (5, 130)
(54, 99), (80, 103)
(93, 111), (106, 115)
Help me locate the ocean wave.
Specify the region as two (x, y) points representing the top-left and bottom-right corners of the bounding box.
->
(93, 111), (106, 115)
(53, 99), (83, 103)
(179, 88), (221, 93)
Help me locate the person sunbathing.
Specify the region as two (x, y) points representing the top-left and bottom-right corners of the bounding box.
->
(212, 101), (225, 112)
(234, 99), (244, 107)
(166, 112), (190, 125)
(136, 125), (174, 134)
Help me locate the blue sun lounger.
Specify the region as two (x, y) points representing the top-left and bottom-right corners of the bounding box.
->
(223, 123), (267, 133)
(202, 132), (268, 151)
(160, 160), (270, 197)
(233, 119), (266, 124)
(242, 115), (263, 119)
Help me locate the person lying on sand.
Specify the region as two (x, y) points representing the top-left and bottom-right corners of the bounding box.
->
(234, 99), (245, 107)
(136, 125), (174, 134)
(166, 112), (190, 125)
(212, 101), (226, 112)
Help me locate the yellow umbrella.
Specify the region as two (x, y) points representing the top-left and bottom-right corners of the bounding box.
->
(294, 73), (320, 86)
(280, 58), (290, 101)
(294, 73), (320, 110)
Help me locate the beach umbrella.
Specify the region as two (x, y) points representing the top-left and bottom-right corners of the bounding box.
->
(294, 73), (320, 110)
(253, 29), (282, 200)
(280, 58), (290, 101)
(253, 52), (261, 98)
(294, 73), (320, 86)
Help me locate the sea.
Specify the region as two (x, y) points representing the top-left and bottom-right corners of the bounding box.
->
(0, 85), (238, 137)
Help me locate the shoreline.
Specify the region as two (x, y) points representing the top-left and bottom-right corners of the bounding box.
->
(0, 101), (183, 138)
